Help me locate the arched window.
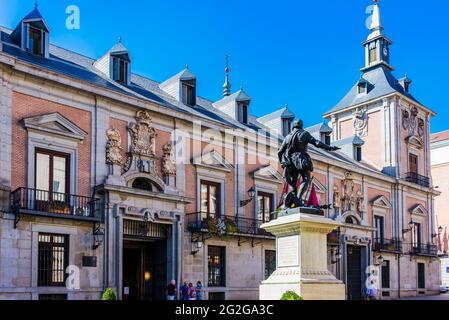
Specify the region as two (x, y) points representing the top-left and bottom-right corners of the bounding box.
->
(132, 178), (153, 192)
(345, 216), (356, 224)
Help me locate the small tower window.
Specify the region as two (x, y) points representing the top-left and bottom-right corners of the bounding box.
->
(112, 57), (129, 83)
(358, 83), (367, 94)
(282, 119), (293, 136)
(368, 42), (377, 64)
(181, 81), (196, 107)
(238, 103), (248, 124)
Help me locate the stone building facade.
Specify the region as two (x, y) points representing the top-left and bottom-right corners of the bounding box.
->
(0, 2), (441, 300)
(430, 130), (449, 287)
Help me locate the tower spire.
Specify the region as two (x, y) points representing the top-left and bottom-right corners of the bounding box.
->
(223, 54), (231, 97)
(368, 0), (383, 40)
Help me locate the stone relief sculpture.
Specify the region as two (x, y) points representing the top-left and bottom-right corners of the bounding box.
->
(333, 185), (341, 209)
(162, 142), (176, 176)
(342, 173), (355, 212)
(106, 128), (123, 165)
(128, 110), (156, 157)
(353, 107), (368, 137)
(417, 118), (425, 137)
(402, 109), (410, 130)
(402, 106), (420, 136)
(355, 190), (365, 214)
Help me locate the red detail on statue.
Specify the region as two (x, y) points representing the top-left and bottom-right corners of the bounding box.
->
(307, 184), (319, 207)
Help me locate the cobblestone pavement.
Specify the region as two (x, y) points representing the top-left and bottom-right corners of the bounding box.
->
(398, 293), (449, 300)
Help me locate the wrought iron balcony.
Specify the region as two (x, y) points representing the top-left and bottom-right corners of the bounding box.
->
(11, 187), (102, 225)
(404, 172), (430, 188)
(404, 243), (438, 257)
(186, 212), (274, 238)
(372, 238), (402, 253)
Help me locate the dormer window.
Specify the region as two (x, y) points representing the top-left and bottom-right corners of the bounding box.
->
(28, 26), (44, 56)
(112, 56), (129, 84)
(238, 103), (248, 124)
(357, 79), (369, 95)
(181, 80), (196, 106)
(355, 146), (362, 162)
(323, 133), (331, 145)
(282, 118), (293, 136)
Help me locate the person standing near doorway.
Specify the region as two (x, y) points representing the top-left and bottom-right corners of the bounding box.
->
(166, 280), (176, 300)
(188, 283), (196, 301)
(180, 282), (189, 300)
(195, 281), (204, 300)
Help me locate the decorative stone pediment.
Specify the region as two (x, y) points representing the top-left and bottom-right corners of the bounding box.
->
(371, 195), (391, 209)
(22, 113), (87, 141)
(192, 150), (233, 172)
(406, 134), (424, 149)
(252, 165), (283, 184)
(410, 204), (428, 216)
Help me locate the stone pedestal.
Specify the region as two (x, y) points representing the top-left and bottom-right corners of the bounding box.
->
(259, 208), (346, 300)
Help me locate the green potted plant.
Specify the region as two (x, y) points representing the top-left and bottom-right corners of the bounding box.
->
(101, 288), (117, 300)
(280, 291), (303, 300)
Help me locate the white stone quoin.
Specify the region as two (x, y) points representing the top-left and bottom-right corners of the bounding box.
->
(260, 208), (346, 300)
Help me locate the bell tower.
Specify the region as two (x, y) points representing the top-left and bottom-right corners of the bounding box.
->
(361, 0), (393, 72)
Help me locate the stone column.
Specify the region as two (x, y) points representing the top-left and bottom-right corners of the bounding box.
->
(260, 208), (346, 300)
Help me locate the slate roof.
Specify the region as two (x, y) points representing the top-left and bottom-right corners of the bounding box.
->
(306, 122), (333, 135)
(257, 106), (295, 123)
(324, 65), (423, 116)
(333, 135), (365, 147)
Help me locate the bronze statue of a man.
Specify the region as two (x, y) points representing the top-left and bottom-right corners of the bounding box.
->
(278, 119), (340, 208)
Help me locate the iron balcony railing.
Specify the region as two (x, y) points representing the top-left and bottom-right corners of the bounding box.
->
(11, 187), (102, 222)
(372, 238), (402, 253)
(186, 212), (274, 238)
(404, 243), (438, 257)
(404, 172), (430, 188)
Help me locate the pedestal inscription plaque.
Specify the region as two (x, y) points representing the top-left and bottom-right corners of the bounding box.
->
(278, 235), (299, 267)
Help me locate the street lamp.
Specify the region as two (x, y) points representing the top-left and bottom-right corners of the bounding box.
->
(402, 219), (415, 235)
(375, 255), (385, 266)
(240, 187), (256, 207)
(432, 226), (444, 238)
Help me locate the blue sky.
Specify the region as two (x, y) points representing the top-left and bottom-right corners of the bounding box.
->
(1, 0), (448, 133)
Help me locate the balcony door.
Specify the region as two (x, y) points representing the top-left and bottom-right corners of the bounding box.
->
(257, 192), (273, 223)
(374, 215), (385, 243)
(409, 154), (418, 175)
(412, 223), (422, 248)
(200, 181), (221, 220)
(35, 149), (70, 210)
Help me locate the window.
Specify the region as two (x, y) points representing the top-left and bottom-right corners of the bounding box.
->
(38, 233), (69, 287)
(28, 26), (43, 56)
(208, 246), (226, 287)
(265, 250), (276, 279)
(257, 192), (273, 223)
(200, 181), (221, 220)
(112, 57), (129, 83)
(417, 263), (425, 289)
(237, 104), (248, 124)
(324, 134), (331, 146)
(35, 149), (70, 203)
(282, 119), (293, 136)
(381, 260), (390, 289)
(132, 178), (153, 192)
(409, 153), (418, 174)
(369, 46), (377, 64)
(355, 146), (362, 162)
(412, 223), (422, 247)
(182, 82), (196, 106)
(374, 215), (385, 242)
(358, 83), (367, 94)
